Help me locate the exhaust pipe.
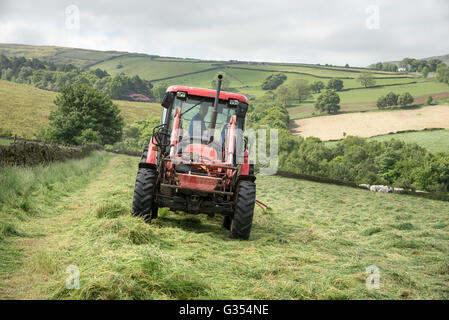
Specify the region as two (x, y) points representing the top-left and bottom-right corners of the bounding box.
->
(209, 74), (222, 143)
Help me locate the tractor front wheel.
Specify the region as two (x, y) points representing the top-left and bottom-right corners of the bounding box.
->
(230, 180), (256, 240)
(132, 167), (158, 220)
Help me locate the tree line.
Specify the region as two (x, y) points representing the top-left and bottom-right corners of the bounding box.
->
(371, 57), (445, 74)
(0, 55), (153, 100)
(376, 92), (414, 109)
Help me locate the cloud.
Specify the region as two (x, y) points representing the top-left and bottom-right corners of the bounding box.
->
(0, 0), (448, 66)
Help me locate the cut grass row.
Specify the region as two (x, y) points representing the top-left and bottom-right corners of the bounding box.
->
(1, 153), (448, 299)
(0, 80), (161, 138)
(0, 151), (111, 278)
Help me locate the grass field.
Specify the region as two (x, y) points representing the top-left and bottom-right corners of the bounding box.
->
(0, 81), (161, 138)
(291, 105), (449, 140)
(92, 56), (217, 80)
(288, 81), (449, 120)
(0, 152), (448, 299)
(367, 130), (449, 154)
(325, 129), (449, 154)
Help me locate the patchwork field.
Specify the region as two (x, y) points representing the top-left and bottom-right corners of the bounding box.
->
(0, 80), (161, 138)
(92, 56), (217, 80)
(3, 43), (447, 110)
(1, 152), (448, 299)
(291, 105), (449, 140)
(288, 84), (449, 120)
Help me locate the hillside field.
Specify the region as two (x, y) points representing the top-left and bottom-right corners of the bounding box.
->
(0, 80), (161, 138)
(288, 82), (449, 120)
(0, 152), (448, 299)
(0, 43), (125, 68)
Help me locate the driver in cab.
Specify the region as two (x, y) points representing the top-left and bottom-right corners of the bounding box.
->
(188, 102), (208, 140)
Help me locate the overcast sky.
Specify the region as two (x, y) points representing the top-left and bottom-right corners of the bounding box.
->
(0, 0), (448, 66)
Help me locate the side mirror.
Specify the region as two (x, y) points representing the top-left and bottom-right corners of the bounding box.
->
(161, 92), (174, 108)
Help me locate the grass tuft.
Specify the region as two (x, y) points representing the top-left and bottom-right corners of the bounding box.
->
(361, 227), (383, 236)
(392, 222), (416, 230)
(96, 202), (129, 219)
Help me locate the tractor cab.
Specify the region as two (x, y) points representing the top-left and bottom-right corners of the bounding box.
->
(132, 75), (257, 240)
(158, 85), (249, 164)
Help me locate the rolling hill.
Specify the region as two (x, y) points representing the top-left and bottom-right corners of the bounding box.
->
(0, 43), (424, 102)
(0, 80), (161, 138)
(0, 43), (127, 68)
(1, 43), (448, 146)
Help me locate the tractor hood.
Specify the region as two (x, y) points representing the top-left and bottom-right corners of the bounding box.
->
(166, 85), (248, 104)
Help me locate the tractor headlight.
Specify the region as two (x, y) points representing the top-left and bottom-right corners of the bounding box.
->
(229, 99), (239, 105)
(177, 91), (187, 98)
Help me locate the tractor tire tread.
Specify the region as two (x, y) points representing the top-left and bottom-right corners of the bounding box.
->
(230, 180), (256, 240)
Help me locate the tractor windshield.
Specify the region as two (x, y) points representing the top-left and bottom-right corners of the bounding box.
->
(173, 96), (236, 144)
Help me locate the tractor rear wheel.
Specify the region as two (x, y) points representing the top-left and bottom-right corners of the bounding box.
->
(230, 180), (256, 240)
(132, 167), (158, 220)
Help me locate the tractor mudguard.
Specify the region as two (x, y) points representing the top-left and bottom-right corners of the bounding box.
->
(238, 150), (252, 176)
(146, 138), (157, 164)
(138, 138), (157, 169)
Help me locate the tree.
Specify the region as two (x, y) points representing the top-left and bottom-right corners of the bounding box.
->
(311, 80), (325, 93)
(327, 78), (344, 91)
(385, 92), (398, 107)
(358, 72), (376, 88)
(152, 82), (169, 103)
(314, 90), (340, 114)
(398, 92), (414, 107)
(290, 79), (312, 103)
(426, 96), (433, 105)
(422, 66), (429, 78)
(377, 96), (388, 109)
(211, 72), (230, 90)
(428, 59), (443, 72)
(47, 84), (124, 145)
(275, 85), (293, 107)
(436, 64), (449, 84)
(261, 73), (287, 90)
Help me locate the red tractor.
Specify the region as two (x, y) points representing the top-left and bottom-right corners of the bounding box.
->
(132, 75), (256, 240)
